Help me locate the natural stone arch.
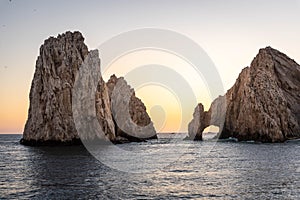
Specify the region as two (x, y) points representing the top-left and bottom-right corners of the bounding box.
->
(188, 96), (226, 140)
(202, 125), (220, 140)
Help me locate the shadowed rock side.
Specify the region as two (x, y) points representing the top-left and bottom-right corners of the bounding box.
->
(95, 77), (116, 142)
(21, 31), (157, 146)
(188, 47), (300, 142)
(106, 75), (157, 142)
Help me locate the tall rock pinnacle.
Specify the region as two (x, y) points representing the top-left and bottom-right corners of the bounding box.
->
(22, 32), (88, 145)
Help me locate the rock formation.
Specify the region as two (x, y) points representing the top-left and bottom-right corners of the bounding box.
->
(95, 78), (116, 142)
(107, 75), (157, 142)
(21, 31), (157, 146)
(188, 104), (205, 141)
(21, 31), (88, 145)
(72, 49), (116, 143)
(188, 96), (226, 140)
(188, 47), (300, 142)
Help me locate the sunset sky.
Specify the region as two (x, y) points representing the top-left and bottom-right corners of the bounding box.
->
(1, 0), (300, 133)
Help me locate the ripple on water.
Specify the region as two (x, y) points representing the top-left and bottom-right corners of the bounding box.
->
(0, 134), (299, 199)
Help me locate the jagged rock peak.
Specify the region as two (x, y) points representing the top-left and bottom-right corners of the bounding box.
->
(106, 74), (157, 141)
(41, 31), (88, 62)
(107, 74), (152, 126)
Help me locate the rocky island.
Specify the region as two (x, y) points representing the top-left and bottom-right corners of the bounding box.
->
(188, 47), (300, 142)
(20, 31), (157, 146)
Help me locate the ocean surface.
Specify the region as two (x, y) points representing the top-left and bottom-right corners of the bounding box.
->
(0, 134), (299, 199)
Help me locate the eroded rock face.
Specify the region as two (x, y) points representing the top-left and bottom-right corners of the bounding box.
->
(187, 104), (205, 140)
(95, 77), (116, 142)
(187, 96), (226, 140)
(107, 75), (157, 141)
(21, 31), (156, 145)
(21, 31), (88, 145)
(72, 50), (116, 142)
(223, 47), (300, 142)
(188, 47), (300, 142)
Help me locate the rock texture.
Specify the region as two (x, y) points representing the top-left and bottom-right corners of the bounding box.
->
(188, 47), (300, 142)
(21, 31), (88, 145)
(95, 77), (116, 142)
(72, 49), (116, 143)
(187, 96), (226, 140)
(107, 75), (157, 142)
(21, 31), (157, 146)
(188, 104), (205, 141)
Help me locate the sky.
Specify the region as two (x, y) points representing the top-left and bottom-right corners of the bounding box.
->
(1, 0), (300, 133)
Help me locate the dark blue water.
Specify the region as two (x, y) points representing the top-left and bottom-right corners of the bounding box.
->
(0, 134), (299, 199)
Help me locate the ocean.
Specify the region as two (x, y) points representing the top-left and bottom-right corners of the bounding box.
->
(0, 134), (299, 199)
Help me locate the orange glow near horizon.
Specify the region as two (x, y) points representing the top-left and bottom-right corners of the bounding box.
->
(135, 85), (182, 133)
(0, 50), (214, 134)
(0, 90), (28, 133)
(102, 49), (214, 132)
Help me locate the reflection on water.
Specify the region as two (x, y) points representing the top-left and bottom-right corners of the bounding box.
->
(0, 134), (299, 199)
(202, 132), (218, 140)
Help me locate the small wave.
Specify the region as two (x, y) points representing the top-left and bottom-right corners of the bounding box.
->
(286, 138), (300, 143)
(217, 137), (238, 142)
(169, 169), (193, 173)
(241, 140), (256, 143)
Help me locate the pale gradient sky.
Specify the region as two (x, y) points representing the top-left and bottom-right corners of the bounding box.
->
(1, 0), (300, 133)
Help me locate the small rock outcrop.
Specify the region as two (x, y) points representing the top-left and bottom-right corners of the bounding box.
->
(188, 104), (205, 141)
(21, 31), (157, 146)
(188, 47), (300, 142)
(107, 75), (157, 142)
